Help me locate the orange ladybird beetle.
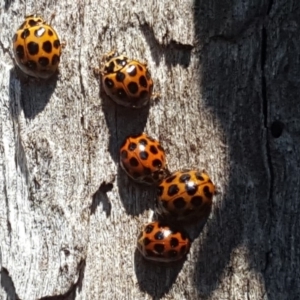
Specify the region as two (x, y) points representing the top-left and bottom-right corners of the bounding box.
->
(12, 15), (62, 79)
(157, 170), (215, 222)
(101, 51), (154, 108)
(137, 221), (191, 262)
(120, 133), (168, 185)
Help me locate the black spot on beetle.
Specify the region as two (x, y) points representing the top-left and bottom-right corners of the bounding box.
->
(16, 45), (25, 59)
(139, 151), (148, 160)
(168, 184), (179, 197)
(28, 19), (38, 27)
(147, 136), (155, 142)
(53, 39), (60, 49)
(27, 42), (39, 55)
(106, 61), (115, 73)
(166, 175), (176, 183)
(170, 238), (179, 248)
(154, 231), (164, 240)
(203, 186), (213, 198)
(139, 139), (148, 146)
(21, 29), (30, 39)
(42, 41), (52, 53)
(127, 65), (137, 76)
(34, 27), (45, 37)
(128, 142), (137, 151)
(104, 78), (114, 88)
(51, 54), (60, 65)
(116, 58), (127, 67)
(191, 196), (203, 206)
(129, 157), (139, 167)
(139, 75), (147, 88)
(154, 244), (164, 253)
(128, 82), (139, 94)
(116, 71), (125, 82)
(173, 197), (186, 209)
(195, 172), (204, 181)
(152, 159), (162, 168)
(38, 57), (49, 66)
(186, 183), (198, 195)
(145, 224), (154, 234)
(179, 173), (191, 183)
(150, 145), (158, 154)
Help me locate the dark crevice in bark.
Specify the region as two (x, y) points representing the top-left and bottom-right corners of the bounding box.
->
(78, 36), (86, 99)
(263, 250), (272, 272)
(261, 0), (274, 273)
(262, 5), (274, 197)
(261, 27), (268, 129)
(78, 61), (86, 99)
(267, 0), (274, 14)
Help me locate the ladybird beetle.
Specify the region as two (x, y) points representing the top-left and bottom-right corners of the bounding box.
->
(157, 170), (215, 222)
(12, 15), (62, 79)
(101, 51), (154, 108)
(120, 133), (168, 185)
(137, 221), (191, 262)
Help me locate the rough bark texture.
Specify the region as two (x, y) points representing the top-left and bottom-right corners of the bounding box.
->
(0, 0), (299, 299)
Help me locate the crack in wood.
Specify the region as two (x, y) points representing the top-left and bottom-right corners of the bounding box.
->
(261, 0), (275, 268)
(263, 250), (272, 273)
(261, 0), (275, 209)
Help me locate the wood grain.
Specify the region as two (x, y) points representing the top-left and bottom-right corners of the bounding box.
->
(0, 0), (299, 299)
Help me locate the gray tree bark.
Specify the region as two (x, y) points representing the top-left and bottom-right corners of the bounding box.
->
(0, 0), (299, 299)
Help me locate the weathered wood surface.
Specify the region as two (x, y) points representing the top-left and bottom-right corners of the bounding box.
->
(1, 0), (299, 299)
